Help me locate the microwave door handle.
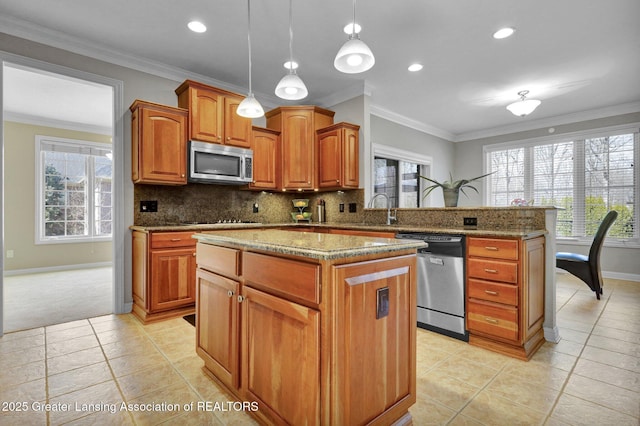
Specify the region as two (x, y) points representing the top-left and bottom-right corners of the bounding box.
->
(240, 156), (245, 179)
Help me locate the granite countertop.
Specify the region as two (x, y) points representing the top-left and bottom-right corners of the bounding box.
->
(193, 229), (427, 260)
(131, 222), (546, 239)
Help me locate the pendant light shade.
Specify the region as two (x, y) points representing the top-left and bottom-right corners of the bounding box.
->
(334, 0), (375, 74)
(237, 0), (264, 118)
(275, 0), (308, 100)
(506, 90), (541, 117)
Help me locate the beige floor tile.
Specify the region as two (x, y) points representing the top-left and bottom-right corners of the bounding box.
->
(127, 381), (199, 425)
(447, 414), (486, 425)
(62, 409), (135, 425)
(46, 318), (91, 332)
(172, 356), (232, 402)
(416, 328), (467, 354)
(96, 325), (148, 345)
(0, 407), (47, 426)
(564, 374), (640, 418)
(47, 346), (106, 375)
(108, 349), (170, 378)
(407, 396), (456, 425)
(46, 334), (99, 358)
(580, 345), (640, 373)
(592, 324), (640, 345)
(556, 318), (594, 334)
(550, 393), (638, 426)
(418, 369), (480, 411)
(48, 380), (124, 425)
(158, 410), (224, 425)
(415, 346), (452, 373)
(529, 345), (578, 372)
(0, 377), (46, 403)
(502, 360), (570, 391)
(0, 327), (44, 342)
(542, 338), (584, 357)
(430, 355), (500, 388)
(100, 334), (159, 359)
(457, 344), (512, 370)
(596, 316), (640, 334)
(485, 371), (561, 414)
(0, 333), (44, 354)
(46, 324), (95, 343)
(0, 344), (45, 369)
(0, 360), (46, 387)
(555, 327), (591, 345)
(460, 390), (547, 425)
(117, 362), (184, 400)
(48, 361), (114, 398)
(587, 333), (640, 357)
(572, 358), (640, 392)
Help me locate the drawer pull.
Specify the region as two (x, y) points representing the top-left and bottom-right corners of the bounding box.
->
(484, 268), (498, 274)
(485, 246), (499, 251)
(484, 290), (499, 295)
(227, 290), (234, 298)
(484, 317), (499, 324)
(170, 238), (182, 242)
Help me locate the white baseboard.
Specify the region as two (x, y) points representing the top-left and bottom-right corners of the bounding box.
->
(3, 262), (112, 277)
(556, 268), (640, 283)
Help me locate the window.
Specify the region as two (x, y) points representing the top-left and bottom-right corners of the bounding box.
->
(485, 126), (639, 243)
(36, 136), (112, 243)
(372, 144), (431, 208)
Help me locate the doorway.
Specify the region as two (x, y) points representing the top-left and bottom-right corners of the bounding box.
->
(1, 57), (125, 334)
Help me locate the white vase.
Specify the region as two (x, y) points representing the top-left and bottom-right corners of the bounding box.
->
(443, 188), (459, 207)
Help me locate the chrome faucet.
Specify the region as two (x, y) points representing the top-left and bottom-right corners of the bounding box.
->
(367, 193), (397, 225)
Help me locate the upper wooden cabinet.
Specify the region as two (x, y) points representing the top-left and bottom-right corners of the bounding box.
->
(266, 106), (334, 190)
(130, 100), (188, 185)
(175, 80), (252, 148)
(249, 126), (280, 190)
(317, 122), (360, 190)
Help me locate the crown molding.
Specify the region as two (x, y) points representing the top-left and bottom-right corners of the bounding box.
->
(314, 80), (373, 109)
(369, 104), (456, 141)
(5, 111), (112, 135)
(455, 101), (640, 142)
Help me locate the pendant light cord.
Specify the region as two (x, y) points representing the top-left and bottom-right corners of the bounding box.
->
(288, 0), (294, 70)
(351, 0), (357, 36)
(247, 0), (253, 94)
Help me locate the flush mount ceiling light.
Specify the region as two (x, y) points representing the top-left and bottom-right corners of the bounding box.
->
(493, 27), (515, 39)
(237, 0), (264, 118)
(408, 63), (423, 72)
(334, 0), (375, 74)
(187, 21), (207, 33)
(506, 90), (541, 117)
(275, 0), (308, 100)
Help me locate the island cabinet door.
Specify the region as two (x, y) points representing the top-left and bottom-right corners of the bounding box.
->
(241, 286), (320, 425)
(332, 255), (417, 426)
(149, 248), (196, 312)
(196, 269), (240, 390)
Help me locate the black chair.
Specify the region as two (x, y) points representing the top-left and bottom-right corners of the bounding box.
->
(556, 210), (618, 299)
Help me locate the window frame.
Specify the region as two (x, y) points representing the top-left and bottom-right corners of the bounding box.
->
(371, 143), (432, 208)
(483, 123), (640, 248)
(35, 135), (113, 245)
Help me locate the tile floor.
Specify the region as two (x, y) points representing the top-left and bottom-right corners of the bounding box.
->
(0, 274), (638, 425)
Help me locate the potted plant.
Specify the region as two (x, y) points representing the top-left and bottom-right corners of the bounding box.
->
(420, 172), (493, 207)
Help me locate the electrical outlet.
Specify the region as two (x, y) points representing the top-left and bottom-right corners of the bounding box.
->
(348, 203), (357, 213)
(253, 203), (259, 213)
(140, 200), (158, 212)
(6, 249), (14, 259)
(376, 287), (389, 319)
(463, 217), (478, 227)
(339, 203), (345, 213)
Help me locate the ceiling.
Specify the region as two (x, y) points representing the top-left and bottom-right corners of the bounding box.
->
(1, 0), (639, 141)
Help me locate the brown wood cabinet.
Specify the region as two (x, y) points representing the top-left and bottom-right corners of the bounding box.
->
(249, 126), (280, 190)
(265, 106), (334, 190)
(317, 122), (360, 189)
(130, 100), (188, 185)
(132, 230), (196, 323)
(175, 80), (252, 148)
(466, 236), (545, 360)
(195, 237), (417, 425)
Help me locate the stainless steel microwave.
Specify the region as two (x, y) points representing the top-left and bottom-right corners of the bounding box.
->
(188, 141), (253, 185)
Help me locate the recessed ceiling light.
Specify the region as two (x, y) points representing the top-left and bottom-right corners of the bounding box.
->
(493, 27), (515, 39)
(408, 63), (423, 72)
(283, 61), (299, 70)
(188, 21), (207, 33)
(343, 22), (361, 34)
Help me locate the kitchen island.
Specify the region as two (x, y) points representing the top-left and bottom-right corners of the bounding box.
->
(192, 228), (425, 426)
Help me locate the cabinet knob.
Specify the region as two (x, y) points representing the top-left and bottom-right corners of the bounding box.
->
(237, 295), (245, 303)
(227, 290), (234, 298)
(226, 137), (231, 141)
(336, 179), (340, 184)
(181, 174), (185, 178)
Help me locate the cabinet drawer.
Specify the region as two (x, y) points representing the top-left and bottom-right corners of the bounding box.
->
(243, 252), (320, 305)
(151, 231), (196, 249)
(467, 300), (518, 341)
(468, 278), (518, 305)
(468, 258), (518, 284)
(468, 238), (518, 260)
(196, 244), (240, 278)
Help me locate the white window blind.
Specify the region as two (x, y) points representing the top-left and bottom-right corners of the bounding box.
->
(485, 127), (639, 243)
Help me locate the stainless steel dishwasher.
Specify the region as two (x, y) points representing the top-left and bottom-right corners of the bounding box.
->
(396, 233), (468, 341)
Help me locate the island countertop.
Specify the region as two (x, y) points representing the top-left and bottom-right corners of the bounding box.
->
(193, 228), (426, 260)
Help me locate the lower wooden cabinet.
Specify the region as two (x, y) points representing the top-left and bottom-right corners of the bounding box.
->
(132, 230), (196, 323)
(466, 236), (545, 360)
(195, 240), (417, 425)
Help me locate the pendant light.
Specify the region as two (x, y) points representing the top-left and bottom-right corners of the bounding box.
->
(334, 0), (375, 74)
(275, 0), (308, 100)
(237, 0), (264, 118)
(506, 90), (541, 117)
